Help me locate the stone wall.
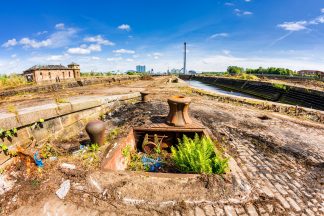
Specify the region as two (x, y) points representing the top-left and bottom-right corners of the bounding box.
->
(181, 75), (324, 111)
(0, 92), (140, 166)
(0, 75), (140, 98)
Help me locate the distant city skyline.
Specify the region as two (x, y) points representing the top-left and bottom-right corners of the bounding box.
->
(0, 0), (324, 74)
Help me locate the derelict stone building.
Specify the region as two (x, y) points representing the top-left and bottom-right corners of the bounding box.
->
(23, 62), (80, 83)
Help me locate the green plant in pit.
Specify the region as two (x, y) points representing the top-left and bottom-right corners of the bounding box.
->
(108, 128), (120, 141)
(88, 143), (99, 152)
(0, 128), (4, 136)
(31, 118), (45, 130)
(171, 134), (229, 174)
(0, 168), (4, 174)
(154, 134), (162, 154)
(122, 144), (131, 159)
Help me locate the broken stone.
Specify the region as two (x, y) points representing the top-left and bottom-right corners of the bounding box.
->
(0, 174), (15, 195)
(56, 180), (71, 199)
(60, 163), (76, 170)
(87, 175), (103, 193)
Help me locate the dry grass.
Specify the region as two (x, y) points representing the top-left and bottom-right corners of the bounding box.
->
(0, 74), (30, 90)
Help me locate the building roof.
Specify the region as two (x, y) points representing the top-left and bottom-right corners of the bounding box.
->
(24, 64), (69, 73)
(68, 62), (79, 66)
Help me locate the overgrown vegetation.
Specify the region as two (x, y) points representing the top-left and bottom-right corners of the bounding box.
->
(0, 74), (29, 89)
(272, 83), (287, 91)
(171, 135), (229, 174)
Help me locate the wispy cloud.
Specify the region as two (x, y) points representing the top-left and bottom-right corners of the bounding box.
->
(55, 23), (65, 30)
(113, 49), (135, 54)
(224, 2), (234, 6)
(268, 31), (294, 47)
(278, 11), (324, 31)
(209, 33), (229, 39)
(234, 9), (253, 16)
(118, 24), (131, 31)
(84, 35), (114, 45)
(2, 38), (18, 48)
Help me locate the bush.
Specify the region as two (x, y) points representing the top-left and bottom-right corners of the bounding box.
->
(227, 66), (244, 75)
(171, 134), (228, 174)
(0, 74), (28, 89)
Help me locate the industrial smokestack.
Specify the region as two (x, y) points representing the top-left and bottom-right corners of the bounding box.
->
(183, 42), (187, 74)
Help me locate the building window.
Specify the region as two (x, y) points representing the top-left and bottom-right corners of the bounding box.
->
(49, 72), (51, 79)
(40, 72), (43, 79)
(69, 71), (71, 77)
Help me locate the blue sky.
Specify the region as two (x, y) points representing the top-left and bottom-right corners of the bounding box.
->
(0, 0), (324, 74)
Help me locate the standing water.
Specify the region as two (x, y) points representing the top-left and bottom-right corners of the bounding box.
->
(185, 80), (258, 99)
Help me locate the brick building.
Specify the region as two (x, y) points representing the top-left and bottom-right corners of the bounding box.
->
(23, 62), (81, 83)
(297, 70), (324, 78)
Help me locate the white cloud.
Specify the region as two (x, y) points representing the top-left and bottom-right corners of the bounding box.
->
(48, 27), (78, 48)
(278, 21), (307, 31)
(210, 33), (229, 39)
(278, 11), (324, 31)
(107, 57), (123, 61)
(118, 24), (131, 31)
(234, 9), (253, 16)
(11, 54), (17, 58)
(243, 11), (253, 15)
(113, 49), (135, 54)
(91, 56), (100, 60)
(126, 58), (134, 62)
(55, 23), (65, 30)
(2, 38), (18, 48)
(19, 37), (52, 48)
(46, 55), (65, 61)
(321, 8), (324, 13)
(67, 44), (102, 55)
(84, 35), (114, 46)
(67, 47), (91, 55)
(245, 0), (251, 2)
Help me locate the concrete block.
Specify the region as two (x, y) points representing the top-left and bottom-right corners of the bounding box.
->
(56, 102), (73, 116)
(0, 112), (20, 130)
(18, 103), (59, 126)
(70, 97), (102, 112)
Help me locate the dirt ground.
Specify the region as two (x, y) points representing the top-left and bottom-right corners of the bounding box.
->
(1, 76), (323, 215)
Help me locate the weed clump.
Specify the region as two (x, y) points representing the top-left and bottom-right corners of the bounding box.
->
(171, 134), (228, 174)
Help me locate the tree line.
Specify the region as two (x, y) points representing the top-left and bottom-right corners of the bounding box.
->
(227, 66), (296, 75)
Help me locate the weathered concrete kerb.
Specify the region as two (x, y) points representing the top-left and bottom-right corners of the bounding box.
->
(0, 92), (140, 166)
(180, 75), (324, 111)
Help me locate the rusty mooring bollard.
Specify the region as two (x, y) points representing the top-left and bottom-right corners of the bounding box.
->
(166, 96), (192, 127)
(140, 91), (150, 102)
(85, 120), (106, 145)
